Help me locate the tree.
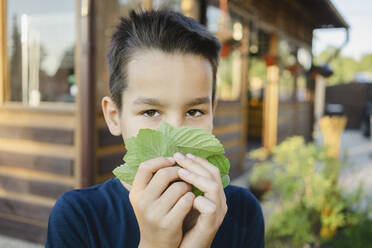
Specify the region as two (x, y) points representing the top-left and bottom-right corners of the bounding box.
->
(314, 46), (372, 85)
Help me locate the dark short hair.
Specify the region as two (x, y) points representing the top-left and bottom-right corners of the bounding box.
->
(106, 9), (221, 111)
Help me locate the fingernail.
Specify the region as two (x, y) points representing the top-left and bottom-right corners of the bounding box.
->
(174, 152), (185, 160)
(167, 157), (175, 163)
(186, 153), (195, 159)
(179, 168), (190, 177)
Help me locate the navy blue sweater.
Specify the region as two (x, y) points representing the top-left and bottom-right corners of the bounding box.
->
(46, 177), (264, 248)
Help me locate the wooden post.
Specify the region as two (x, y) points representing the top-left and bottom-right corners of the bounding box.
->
(181, 0), (200, 21)
(141, 0), (152, 10)
(239, 26), (250, 169)
(0, 0), (7, 104)
(262, 34), (279, 152)
(314, 74), (326, 130)
(78, 0), (96, 188)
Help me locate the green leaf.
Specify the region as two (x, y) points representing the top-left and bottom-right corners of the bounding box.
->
(112, 163), (139, 184)
(221, 174), (230, 188)
(157, 121), (174, 139)
(171, 125), (224, 158)
(113, 121), (231, 194)
(135, 128), (176, 162)
(193, 186), (204, 197)
(207, 154), (230, 175)
(123, 136), (140, 167)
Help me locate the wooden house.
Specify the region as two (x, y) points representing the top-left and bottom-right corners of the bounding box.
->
(0, 0), (347, 244)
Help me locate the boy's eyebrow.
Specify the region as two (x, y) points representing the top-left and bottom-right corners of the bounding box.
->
(133, 97), (210, 107)
(186, 97), (210, 106)
(133, 97), (163, 106)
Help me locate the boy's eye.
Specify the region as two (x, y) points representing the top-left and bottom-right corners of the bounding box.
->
(142, 110), (160, 118)
(187, 109), (204, 117)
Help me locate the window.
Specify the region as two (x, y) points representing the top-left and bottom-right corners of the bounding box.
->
(216, 49), (242, 100)
(6, 0), (76, 105)
(248, 57), (267, 101)
(277, 39), (297, 102)
(207, 5), (243, 101)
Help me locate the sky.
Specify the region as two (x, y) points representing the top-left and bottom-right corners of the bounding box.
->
(313, 0), (372, 60)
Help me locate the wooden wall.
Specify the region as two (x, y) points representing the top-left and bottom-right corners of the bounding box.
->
(325, 83), (371, 129)
(247, 101), (263, 140)
(277, 101), (312, 144)
(93, 0), (125, 185)
(213, 100), (245, 178)
(228, 0), (313, 49)
(0, 107), (77, 244)
(95, 113), (125, 185)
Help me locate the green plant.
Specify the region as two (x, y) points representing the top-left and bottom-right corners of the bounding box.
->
(113, 121), (230, 196)
(249, 136), (372, 247)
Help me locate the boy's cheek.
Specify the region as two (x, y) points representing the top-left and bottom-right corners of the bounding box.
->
(121, 118), (157, 139)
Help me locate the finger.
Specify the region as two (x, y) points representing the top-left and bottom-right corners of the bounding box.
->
(144, 167), (183, 200)
(178, 169), (220, 202)
(173, 152), (212, 178)
(194, 196), (217, 216)
(165, 192), (195, 227)
(181, 196), (217, 238)
(155, 181), (192, 215)
(181, 156), (227, 209)
(185, 154), (222, 185)
(131, 157), (175, 193)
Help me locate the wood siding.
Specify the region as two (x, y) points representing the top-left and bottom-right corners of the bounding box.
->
(213, 101), (245, 178)
(0, 108), (77, 244)
(95, 113), (125, 184)
(325, 83), (371, 129)
(277, 101), (312, 143)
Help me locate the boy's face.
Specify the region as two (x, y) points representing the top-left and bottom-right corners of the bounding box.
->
(102, 49), (217, 141)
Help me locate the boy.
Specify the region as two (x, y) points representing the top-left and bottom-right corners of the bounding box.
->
(46, 9), (264, 248)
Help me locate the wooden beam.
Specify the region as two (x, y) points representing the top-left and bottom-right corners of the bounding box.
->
(0, 124), (74, 145)
(78, 0), (96, 188)
(239, 25), (250, 170)
(0, 215), (47, 244)
(0, 197), (52, 223)
(97, 144), (126, 157)
(0, 137), (75, 158)
(0, 0), (7, 105)
(0, 188), (56, 208)
(0, 165), (75, 185)
(0, 108), (75, 128)
(228, 1), (312, 50)
(141, 0), (152, 10)
(0, 150), (74, 176)
(280, 0), (315, 29)
(262, 34), (279, 152)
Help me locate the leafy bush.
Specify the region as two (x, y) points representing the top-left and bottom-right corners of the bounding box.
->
(249, 136), (372, 248)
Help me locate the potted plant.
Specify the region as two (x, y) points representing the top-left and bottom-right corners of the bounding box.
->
(248, 136), (372, 248)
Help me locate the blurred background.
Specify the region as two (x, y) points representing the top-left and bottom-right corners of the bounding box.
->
(0, 0), (371, 247)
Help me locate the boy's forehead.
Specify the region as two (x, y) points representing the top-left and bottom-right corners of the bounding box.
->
(124, 50), (213, 103)
(127, 49), (212, 79)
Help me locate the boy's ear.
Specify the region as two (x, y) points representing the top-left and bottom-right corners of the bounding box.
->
(101, 96), (122, 136)
(212, 97), (218, 116)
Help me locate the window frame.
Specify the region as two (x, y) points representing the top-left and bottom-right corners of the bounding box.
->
(0, 0), (77, 112)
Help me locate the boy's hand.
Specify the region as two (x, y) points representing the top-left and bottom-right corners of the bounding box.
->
(173, 152), (228, 248)
(129, 157), (195, 248)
